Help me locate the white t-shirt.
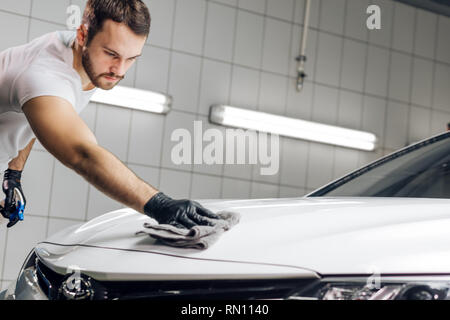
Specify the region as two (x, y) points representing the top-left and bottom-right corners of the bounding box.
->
(0, 31), (96, 171)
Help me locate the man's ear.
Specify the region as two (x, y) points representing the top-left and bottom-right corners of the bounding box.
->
(76, 24), (89, 47)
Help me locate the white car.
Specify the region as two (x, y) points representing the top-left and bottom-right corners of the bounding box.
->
(2, 131), (450, 300)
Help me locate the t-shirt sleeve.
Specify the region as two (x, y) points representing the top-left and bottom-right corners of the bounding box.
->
(12, 65), (77, 111)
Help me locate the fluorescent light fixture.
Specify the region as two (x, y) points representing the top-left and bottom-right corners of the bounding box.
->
(91, 85), (171, 114)
(210, 105), (377, 151)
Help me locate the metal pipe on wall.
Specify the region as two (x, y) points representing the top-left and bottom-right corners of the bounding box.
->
(296, 0), (311, 92)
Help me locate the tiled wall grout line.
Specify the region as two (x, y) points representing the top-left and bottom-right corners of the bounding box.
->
(331, 0), (349, 181)
(406, 8), (418, 144)
(304, 0), (323, 191)
(277, 0), (299, 198)
(429, 15), (441, 133)
(156, 0), (179, 190)
(189, 0), (210, 199)
(381, 1), (398, 150)
(219, 1), (240, 199)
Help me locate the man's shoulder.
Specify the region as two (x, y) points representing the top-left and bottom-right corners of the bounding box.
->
(28, 31), (75, 73)
(16, 61), (76, 89)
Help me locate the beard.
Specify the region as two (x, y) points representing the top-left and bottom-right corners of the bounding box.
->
(81, 47), (125, 90)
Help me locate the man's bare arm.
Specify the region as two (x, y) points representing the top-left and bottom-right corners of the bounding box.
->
(22, 96), (158, 213)
(8, 138), (36, 171)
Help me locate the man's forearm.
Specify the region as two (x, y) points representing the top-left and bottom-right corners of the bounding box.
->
(72, 144), (159, 214)
(8, 138), (36, 171)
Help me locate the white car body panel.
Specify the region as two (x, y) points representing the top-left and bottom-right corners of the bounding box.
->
(37, 197), (450, 280)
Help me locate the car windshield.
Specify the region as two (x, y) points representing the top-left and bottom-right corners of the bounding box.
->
(309, 132), (450, 199)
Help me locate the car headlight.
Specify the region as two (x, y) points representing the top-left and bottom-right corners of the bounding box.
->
(289, 277), (450, 300)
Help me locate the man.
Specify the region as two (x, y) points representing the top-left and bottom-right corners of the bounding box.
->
(0, 0), (219, 228)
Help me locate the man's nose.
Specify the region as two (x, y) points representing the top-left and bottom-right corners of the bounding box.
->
(111, 59), (126, 77)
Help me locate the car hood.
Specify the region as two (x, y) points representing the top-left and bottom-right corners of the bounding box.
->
(37, 197), (450, 280)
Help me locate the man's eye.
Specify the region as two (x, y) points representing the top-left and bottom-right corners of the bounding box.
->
(105, 52), (115, 57)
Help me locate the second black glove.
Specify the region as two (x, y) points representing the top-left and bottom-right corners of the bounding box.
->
(143, 192), (220, 229)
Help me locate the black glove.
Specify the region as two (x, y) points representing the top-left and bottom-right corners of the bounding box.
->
(143, 192), (220, 229)
(1, 169), (26, 228)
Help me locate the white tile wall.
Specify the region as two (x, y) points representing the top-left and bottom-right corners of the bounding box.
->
(21, 151), (55, 216)
(168, 52), (202, 113)
(338, 90), (363, 130)
(307, 143), (334, 189)
(385, 101), (409, 150)
(408, 105), (431, 144)
(86, 186), (123, 221)
(49, 161), (88, 220)
(229, 65), (260, 109)
(262, 18), (291, 75)
(0, 226), (7, 282)
(1, 281), (11, 292)
(190, 173), (222, 199)
(233, 10), (264, 69)
(204, 2), (236, 62)
(127, 111), (165, 166)
(392, 2), (415, 53)
(334, 148), (360, 179)
(192, 116), (225, 176)
(128, 164), (160, 190)
(340, 39), (367, 92)
(159, 169), (192, 199)
(362, 96), (387, 145)
(280, 139), (308, 188)
(414, 9), (437, 59)
(0, 0), (31, 15)
(431, 110), (450, 136)
(411, 57), (433, 107)
(161, 111), (196, 172)
(345, 0), (369, 41)
(144, 0), (176, 48)
(95, 105), (131, 161)
(250, 181), (279, 198)
(433, 63), (450, 112)
(365, 45), (390, 97)
(279, 186), (305, 198)
(2, 216), (47, 281)
(312, 84), (339, 125)
(215, 0), (237, 6)
(2, 0), (450, 285)
(0, 12), (29, 52)
(221, 177), (251, 199)
(258, 72), (288, 115)
(368, 0), (394, 48)
(172, 0), (206, 55)
(198, 59), (232, 115)
(315, 32), (343, 87)
(238, 0), (266, 15)
(135, 46), (171, 93)
(266, 0), (294, 21)
(388, 51), (412, 103)
(31, 0), (70, 25)
(436, 15), (450, 64)
(319, 0), (346, 35)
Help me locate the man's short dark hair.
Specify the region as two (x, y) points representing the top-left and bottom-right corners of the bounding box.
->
(82, 0), (151, 46)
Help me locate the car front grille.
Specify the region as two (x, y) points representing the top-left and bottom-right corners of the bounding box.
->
(34, 258), (315, 300)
